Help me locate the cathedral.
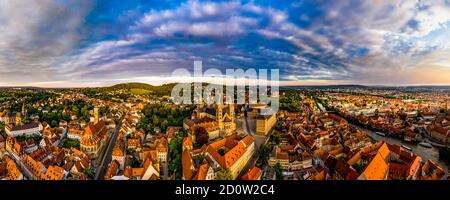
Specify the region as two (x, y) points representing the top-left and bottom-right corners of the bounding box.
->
(0, 104), (26, 126)
(186, 102), (237, 137)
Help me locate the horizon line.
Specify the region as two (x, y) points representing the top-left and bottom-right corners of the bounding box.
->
(1, 81), (450, 89)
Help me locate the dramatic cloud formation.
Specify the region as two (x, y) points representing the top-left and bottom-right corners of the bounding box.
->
(0, 0), (93, 84)
(0, 0), (449, 87)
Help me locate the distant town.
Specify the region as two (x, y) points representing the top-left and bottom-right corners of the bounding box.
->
(0, 83), (449, 180)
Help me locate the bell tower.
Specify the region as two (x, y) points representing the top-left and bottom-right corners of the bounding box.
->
(94, 107), (99, 124)
(22, 103), (26, 117)
(228, 99), (236, 132)
(229, 100), (235, 118)
(217, 103), (224, 131)
(15, 113), (22, 126)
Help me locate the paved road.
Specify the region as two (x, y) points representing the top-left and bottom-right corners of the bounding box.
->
(160, 162), (169, 180)
(243, 109), (253, 135)
(236, 109), (269, 179)
(94, 116), (124, 180)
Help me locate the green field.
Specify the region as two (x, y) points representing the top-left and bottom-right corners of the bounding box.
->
(130, 88), (152, 95)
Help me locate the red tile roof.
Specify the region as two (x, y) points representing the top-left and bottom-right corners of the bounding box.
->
(206, 135), (254, 169)
(241, 166), (262, 180)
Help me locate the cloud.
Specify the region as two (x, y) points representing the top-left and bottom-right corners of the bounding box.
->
(0, 0), (92, 83)
(0, 0), (449, 86)
(61, 0), (450, 86)
(131, 0), (266, 39)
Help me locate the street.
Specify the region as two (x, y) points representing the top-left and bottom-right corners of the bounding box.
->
(236, 110), (269, 179)
(94, 116), (124, 180)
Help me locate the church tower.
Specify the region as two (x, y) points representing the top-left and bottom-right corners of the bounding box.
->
(15, 113), (22, 126)
(229, 100), (236, 133)
(229, 100), (235, 118)
(217, 103), (224, 131)
(94, 107), (99, 124)
(22, 103), (26, 117)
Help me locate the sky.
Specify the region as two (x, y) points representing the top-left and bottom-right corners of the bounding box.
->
(0, 0), (450, 87)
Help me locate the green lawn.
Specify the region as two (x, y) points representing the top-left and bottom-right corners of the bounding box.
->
(130, 88), (152, 95)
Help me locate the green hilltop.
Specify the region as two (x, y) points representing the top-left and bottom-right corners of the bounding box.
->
(109, 82), (177, 96)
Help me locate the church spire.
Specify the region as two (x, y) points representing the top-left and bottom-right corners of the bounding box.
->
(22, 102), (26, 116)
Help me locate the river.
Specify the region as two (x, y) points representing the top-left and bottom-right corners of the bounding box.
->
(350, 124), (450, 171)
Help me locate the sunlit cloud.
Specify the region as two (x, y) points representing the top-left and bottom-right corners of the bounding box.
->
(0, 0), (449, 87)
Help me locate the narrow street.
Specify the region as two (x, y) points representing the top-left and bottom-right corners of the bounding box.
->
(94, 116), (124, 180)
(236, 109), (269, 178)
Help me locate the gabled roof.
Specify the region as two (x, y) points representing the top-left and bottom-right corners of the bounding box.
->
(334, 159), (359, 180)
(358, 153), (388, 180)
(311, 170), (326, 180)
(8, 122), (40, 131)
(378, 143), (390, 161)
(347, 151), (361, 166)
(81, 121), (107, 146)
(241, 166), (262, 180)
(112, 144), (124, 157)
(141, 159), (160, 180)
(431, 126), (450, 137)
(104, 160), (120, 180)
(206, 135), (254, 169)
(62, 161), (75, 172)
(193, 163), (209, 180)
(182, 149), (194, 180)
(421, 159), (445, 180)
(182, 137), (193, 149)
(41, 166), (64, 180)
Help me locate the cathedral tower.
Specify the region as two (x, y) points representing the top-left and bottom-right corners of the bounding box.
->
(94, 107), (99, 124)
(217, 103), (224, 131)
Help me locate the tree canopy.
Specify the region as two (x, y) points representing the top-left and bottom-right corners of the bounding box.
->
(216, 169), (233, 180)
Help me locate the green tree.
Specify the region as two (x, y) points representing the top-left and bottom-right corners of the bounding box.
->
(271, 135), (280, 145)
(168, 131), (187, 179)
(141, 103), (195, 129)
(167, 115), (174, 124)
(146, 123), (153, 133)
(274, 162), (283, 180)
(131, 156), (141, 168)
(0, 121), (6, 139)
(256, 144), (272, 167)
(62, 139), (80, 148)
(216, 169), (233, 180)
(138, 117), (149, 130)
(152, 115), (160, 126)
(197, 154), (205, 164)
(84, 167), (95, 179)
(352, 163), (365, 174)
(161, 119), (169, 132)
(32, 134), (43, 143)
(51, 120), (58, 128)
